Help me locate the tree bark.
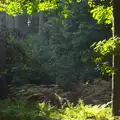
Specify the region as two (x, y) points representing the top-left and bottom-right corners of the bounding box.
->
(0, 38), (8, 99)
(0, 13), (8, 99)
(38, 12), (44, 36)
(112, 0), (120, 116)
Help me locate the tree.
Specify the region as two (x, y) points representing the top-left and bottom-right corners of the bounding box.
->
(89, 0), (120, 116)
(112, 0), (120, 116)
(0, 0), (80, 98)
(0, 14), (8, 98)
(1, 0), (120, 117)
(0, 0), (80, 16)
(0, 12), (8, 99)
(0, 37), (7, 99)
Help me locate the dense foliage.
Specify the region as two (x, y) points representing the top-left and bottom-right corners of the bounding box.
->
(0, 0), (118, 119)
(0, 100), (115, 120)
(0, 0), (81, 19)
(88, 0), (114, 75)
(88, 0), (113, 24)
(4, 0), (112, 86)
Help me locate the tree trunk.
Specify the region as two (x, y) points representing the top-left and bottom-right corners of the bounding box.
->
(38, 12), (44, 37)
(112, 0), (120, 116)
(0, 37), (8, 99)
(0, 13), (8, 99)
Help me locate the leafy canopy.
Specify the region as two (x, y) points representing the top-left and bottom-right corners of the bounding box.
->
(0, 0), (114, 75)
(0, 0), (80, 17)
(88, 0), (115, 75)
(88, 0), (113, 24)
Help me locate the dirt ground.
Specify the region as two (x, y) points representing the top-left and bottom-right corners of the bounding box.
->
(8, 79), (111, 107)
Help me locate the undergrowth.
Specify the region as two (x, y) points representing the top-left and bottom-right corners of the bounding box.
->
(0, 99), (118, 120)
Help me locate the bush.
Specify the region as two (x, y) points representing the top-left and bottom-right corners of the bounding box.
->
(0, 99), (116, 120)
(0, 100), (39, 120)
(6, 35), (56, 85)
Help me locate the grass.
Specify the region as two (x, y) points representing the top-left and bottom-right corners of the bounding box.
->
(0, 99), (116, 120)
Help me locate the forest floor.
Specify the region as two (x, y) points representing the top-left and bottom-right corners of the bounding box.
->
(0, 80), (113, 120)
(8, 79), (111, 107)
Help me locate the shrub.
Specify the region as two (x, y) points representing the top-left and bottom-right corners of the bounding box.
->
(0, 99), (116, 120)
